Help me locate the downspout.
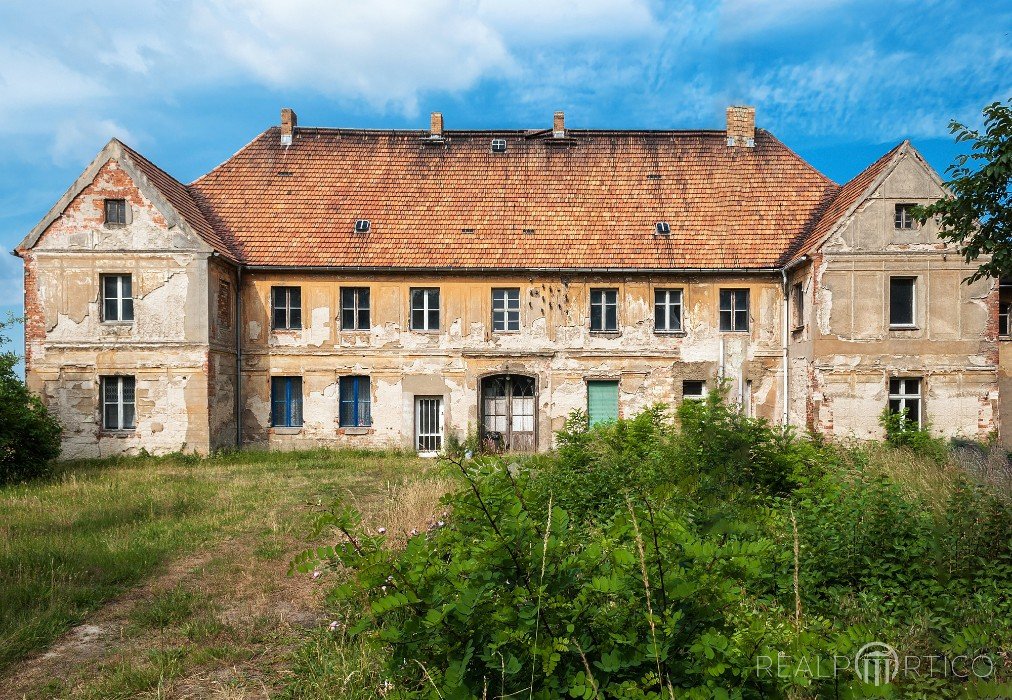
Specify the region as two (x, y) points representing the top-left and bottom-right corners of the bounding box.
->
(781, 255), (809, 427)
(235, 264), (243, 449)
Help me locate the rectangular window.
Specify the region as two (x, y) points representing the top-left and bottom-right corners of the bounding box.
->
(590, 289), (618, 332)
(587, 380), (619, 426)
(894, 204), (916, 229)
(654, 289), (683, 332)
(271, 286), (302, 330)
(682, 380), (706, 400)
(791, 281), (804, 329)
(492, 288), (520, 332)
(411, 288), (440, 331)
(102, 274), (134, 322)
(102, 376), (136, 430)
(719, 289), (749, 332)
(889, 277), (916, 327)
(888, 378), (922, 427)
(1000, 278), (1012, 337)
(339, 376), (372, 427)
(104, 198), (126, 226)
(341, 287), (371, 330)
(271, 376), (303, 428)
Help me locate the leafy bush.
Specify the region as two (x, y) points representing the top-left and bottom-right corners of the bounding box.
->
(293, 392), (1012, 698)
(0, 319), (60, 484)
(880, 407), (949, 463)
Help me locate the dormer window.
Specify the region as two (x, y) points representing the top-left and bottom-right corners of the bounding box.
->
(354, 219), (371, 233)
(491, 138), (506, 153)
(894, 204), (916, 229)
(104, 199), (126, 227)
(655, 222), (671, 235)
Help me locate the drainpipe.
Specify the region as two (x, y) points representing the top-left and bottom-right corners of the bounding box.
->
(781, 255), (809, 427)
(235, 265), (243, 448)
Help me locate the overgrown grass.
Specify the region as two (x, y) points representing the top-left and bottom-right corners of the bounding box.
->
(0, 448), (430, 677)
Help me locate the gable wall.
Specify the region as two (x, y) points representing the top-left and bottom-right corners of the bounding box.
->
(806, 152), (998, 441)
(24, 159), (215, 457)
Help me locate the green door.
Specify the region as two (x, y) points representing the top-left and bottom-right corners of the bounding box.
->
(587, 380), (619, 426)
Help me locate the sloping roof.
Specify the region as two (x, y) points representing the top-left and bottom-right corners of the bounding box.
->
(784, 141), (906, 262)
(188, 127), (837, 270)
(117, 142), (239, 261)
(17, 139), (238, 262)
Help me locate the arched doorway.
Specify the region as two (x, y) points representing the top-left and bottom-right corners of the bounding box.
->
(481, 374), (536, 452)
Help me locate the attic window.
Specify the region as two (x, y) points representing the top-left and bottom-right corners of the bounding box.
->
(895, 204), (917, 229)
(646, 174), (662, 181)
(104, 199), (126, 226)
(655, 222), (671, 235)
(354, 219), (371, 233)
(491, 138), (507, 153)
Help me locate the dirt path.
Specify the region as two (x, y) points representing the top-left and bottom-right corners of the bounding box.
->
(0, 538), (326, 699)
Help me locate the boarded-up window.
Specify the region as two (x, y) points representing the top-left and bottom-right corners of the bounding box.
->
(218, 281), (232, 330)
(587, 380), (619, 426)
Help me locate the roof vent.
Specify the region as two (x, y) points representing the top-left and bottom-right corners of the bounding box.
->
(646, 173), (662, 181)
(522, 228), (535, 235)
(491, 138), (506, 153)
(461, 227), (476, 234)
(354, 219), (371, 233)
(655, 222), (671, 235)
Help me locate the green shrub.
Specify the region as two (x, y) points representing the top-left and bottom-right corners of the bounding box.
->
(293, 393), (1012, 698)
(880, 406), (949, 463)
(0, 318), (61, 483)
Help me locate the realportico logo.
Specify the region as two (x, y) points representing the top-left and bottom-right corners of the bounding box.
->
(854, 642), (900, 686)
(756, 641), (995, 686)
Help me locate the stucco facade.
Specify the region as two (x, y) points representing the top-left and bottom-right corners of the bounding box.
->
(15, 108), (1005, 457)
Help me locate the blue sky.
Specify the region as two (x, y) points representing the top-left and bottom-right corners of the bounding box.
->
(0, 0), (1010, 362)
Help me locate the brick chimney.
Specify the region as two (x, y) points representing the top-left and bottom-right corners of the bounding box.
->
(726, 106), (755, 147)
(553, 111), (565, 138)
(430, 112), (444, 138)
(281, 108), (297, 145)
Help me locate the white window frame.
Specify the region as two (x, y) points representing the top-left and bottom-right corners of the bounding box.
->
(590, 288), (619, 332)
(894, 203), (917, 230)
(492, 288), (520, 332)
(101, 274), (134, 323)
(102, 375), (136, 431)
(888, 377), (922, 428)
(682, 380), (706, 400)
(411, 288), (440, 332)
(654, 288), (683, 333)
(889, 276), (917, 328)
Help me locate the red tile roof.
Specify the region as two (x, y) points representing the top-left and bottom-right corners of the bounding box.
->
(118, 141), (240, 261)
(187, 127), (839, 270)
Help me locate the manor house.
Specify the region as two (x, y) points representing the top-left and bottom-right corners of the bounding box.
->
(16, 107), (1009, 457)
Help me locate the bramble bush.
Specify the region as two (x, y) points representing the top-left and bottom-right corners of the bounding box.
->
(292, 387), (1012, 698)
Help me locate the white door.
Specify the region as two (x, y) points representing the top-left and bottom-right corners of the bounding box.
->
(415, 397), (444, 454)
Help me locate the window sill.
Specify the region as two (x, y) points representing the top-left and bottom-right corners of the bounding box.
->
(589, 330), (621, 336)
(718, 329), (750, 334)
(411, 329), (441, 334)
(100, 321), (134, 326)
(653, 330), (686, 336)
(271, 328), (303, 334)
(99, 430), (136, 438)
(103, 223), (127, 230)
(338, 427), (373, 435)
(270, 427), (303, 435)
(889, 325), (919, 331)
(1000, 335), (1012, 341)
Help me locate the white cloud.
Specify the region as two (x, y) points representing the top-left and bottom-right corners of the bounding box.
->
(49, 119), (136, 167)
(0, 45), (108, 123)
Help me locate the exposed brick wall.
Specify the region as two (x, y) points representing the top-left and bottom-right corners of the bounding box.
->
(22, 253), (43, 373)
